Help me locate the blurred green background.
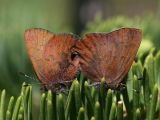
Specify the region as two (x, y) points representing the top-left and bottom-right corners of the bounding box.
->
(0, 0), (160, 117)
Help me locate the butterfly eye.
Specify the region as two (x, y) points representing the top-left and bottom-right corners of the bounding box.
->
(71, 52), (79, 60)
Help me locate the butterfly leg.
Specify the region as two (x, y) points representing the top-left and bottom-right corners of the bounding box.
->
(89, 82), (101, 88)
(54, 81), (71, 94)
(40, 84), (48, 92)
(58, 88), (69, 95)
(58, 81), (72, 89)
(118, 83), (127, 91)
(58, 81), (72, 85)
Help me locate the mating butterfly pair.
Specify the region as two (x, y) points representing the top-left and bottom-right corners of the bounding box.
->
(24, 28), (142, 92)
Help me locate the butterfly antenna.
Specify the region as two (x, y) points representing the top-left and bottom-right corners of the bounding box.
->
(119, 83), (139, 93)
(19, 73), (47, 87)
(22, 82), (45, 87)
(118, 83), (127, 91)
(19, 72), (39, 82)
(132, 89), (139, 93)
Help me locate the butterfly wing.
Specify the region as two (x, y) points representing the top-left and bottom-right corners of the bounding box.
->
(25, 28), (79, 86)
(72, 28), (142, 88)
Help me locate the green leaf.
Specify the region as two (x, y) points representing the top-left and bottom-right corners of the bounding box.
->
(148, 84), (158, 120)
(39, 93), (46, 120)
(0, 90), (6, 120)
(77, 107), (85, 120)
(57, 94), (65, 120)
(117, 101), (123, 120)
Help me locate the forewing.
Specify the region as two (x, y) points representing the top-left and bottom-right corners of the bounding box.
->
(72, 28), (142, 88)
(25, 28), (79, 84)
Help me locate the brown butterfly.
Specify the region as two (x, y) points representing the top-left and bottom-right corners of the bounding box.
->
(24, 28), (142, 92)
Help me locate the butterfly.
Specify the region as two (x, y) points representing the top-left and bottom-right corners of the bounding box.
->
(24, 28), (142, 92)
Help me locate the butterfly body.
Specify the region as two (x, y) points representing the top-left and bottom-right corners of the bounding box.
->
(25, 28), (142, 92)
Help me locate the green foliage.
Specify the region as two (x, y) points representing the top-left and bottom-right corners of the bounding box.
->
(0, 0), (78, 97)
(0, 51), (159, 119)
(0, 3), (160, 119)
